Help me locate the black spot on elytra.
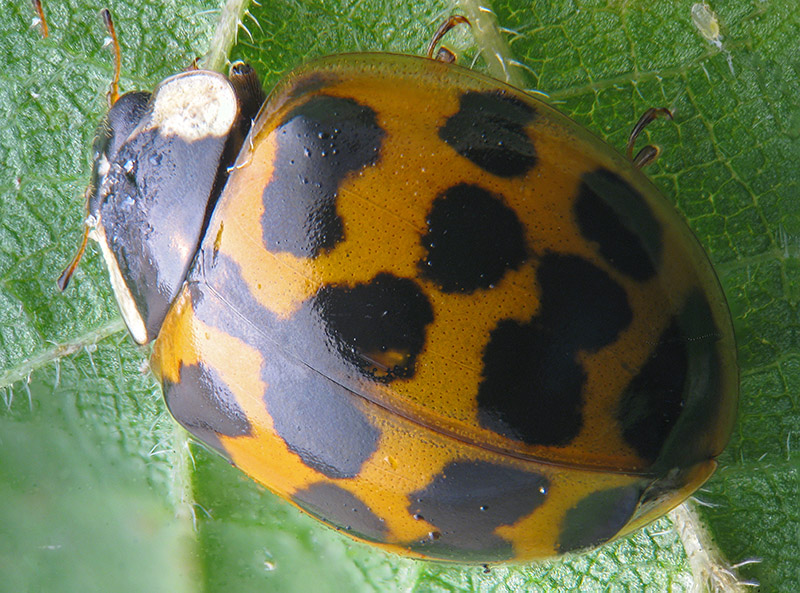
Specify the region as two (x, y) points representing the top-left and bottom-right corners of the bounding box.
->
(293, 482), (387, 543)
(313, 273), (434, 382)
(187, 255), (380, 479)
(477, 253), (632, 446)
(261, 95), (385, 258)
(574, 168), (663, 281)
(536, 252), (634, 352)
(419, 183), (527, 293)
(557, 485), (641, 553)
(439, 91), (537, 177)
(261, 351), (381, 479)
(476, 320), (585, 446)
(617, 290), (724, 466)
(616, 320), (687, 462)
(407, 460), (549, 561)
(162, 361), (252, 457)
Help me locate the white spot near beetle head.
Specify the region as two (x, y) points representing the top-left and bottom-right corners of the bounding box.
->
(146, 71), (238, 141)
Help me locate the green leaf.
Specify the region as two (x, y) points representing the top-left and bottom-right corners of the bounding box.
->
(1, 0), (797, 591)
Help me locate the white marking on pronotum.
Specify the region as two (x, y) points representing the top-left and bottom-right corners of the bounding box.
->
(96, 154), (111, 178)
(145, 71), (238, 141)
(89, 223), (148, 345)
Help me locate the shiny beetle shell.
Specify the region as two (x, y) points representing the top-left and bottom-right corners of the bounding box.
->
(90, 53), (737, 563)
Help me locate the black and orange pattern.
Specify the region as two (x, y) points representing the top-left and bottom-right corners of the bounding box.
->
(94, 53), (736, 562)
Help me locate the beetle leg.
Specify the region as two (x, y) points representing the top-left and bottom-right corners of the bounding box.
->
(426, 15), (470, 61)
(31, 0), (49, 38)
(626, 107), (672, 168)
(57, 192), (95, 291)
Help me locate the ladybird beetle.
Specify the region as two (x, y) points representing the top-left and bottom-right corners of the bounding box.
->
(59, 11), (738, 563)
